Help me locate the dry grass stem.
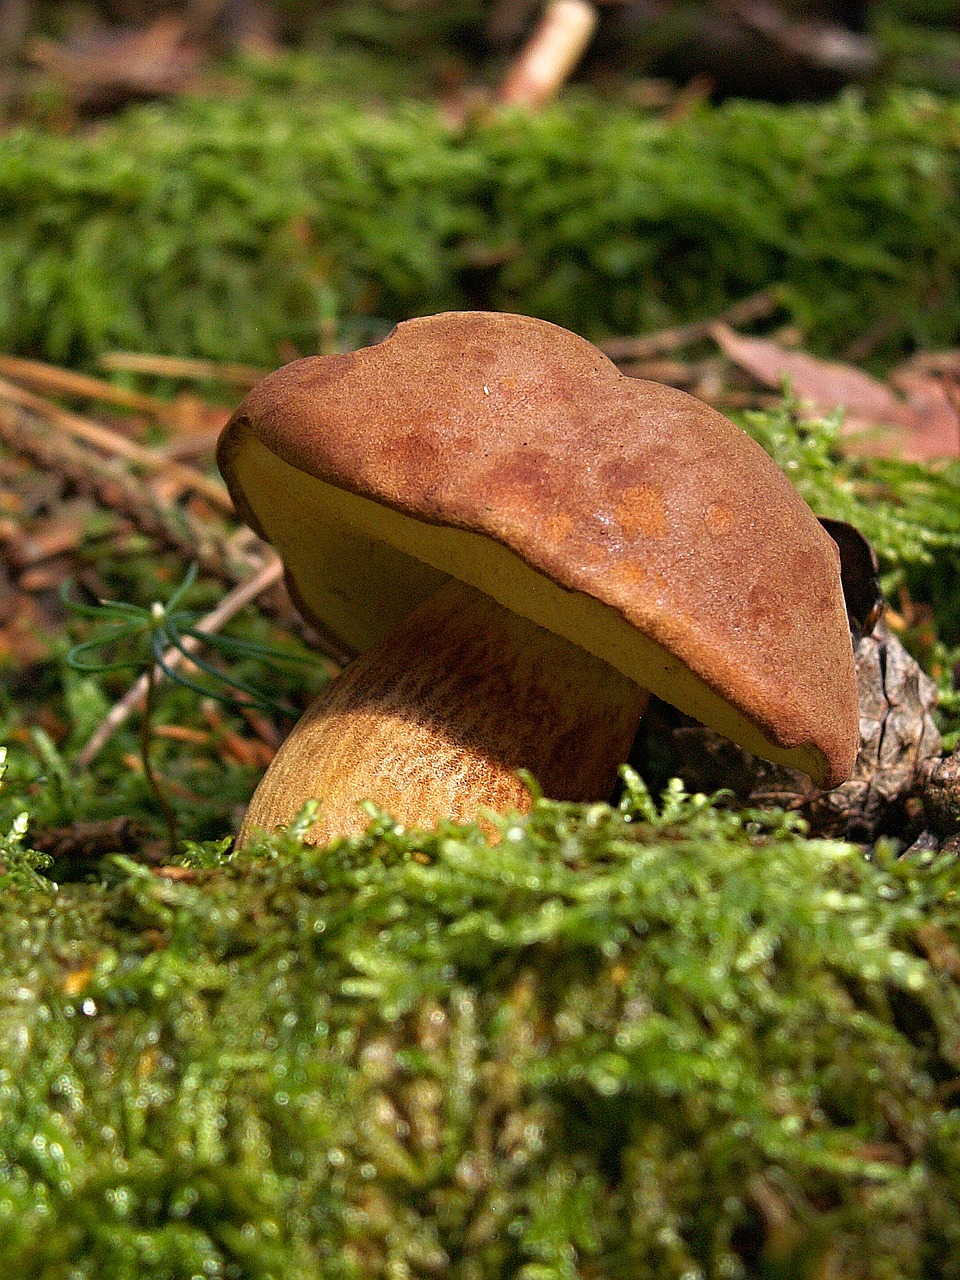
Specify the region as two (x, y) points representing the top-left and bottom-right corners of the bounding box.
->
(100, 351), (269, 387)
(0, 377), (232, 510)
(0, 354), (165, 415)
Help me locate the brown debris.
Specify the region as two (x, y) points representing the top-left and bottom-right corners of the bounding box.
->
(0, 503), (89, 570)
(30, 816), (149, 862)
(0, 378), (232, 511)
(712, 324), (960, 460)
(669, 619), (942, 843)
(0, 573), (57, 665)
(724, 0), (878, 78)
(914, 921), (960, 980)
(888, 366), (960, 461)
(27, 14), (205, 110)
(0, 393), (294, 603)
(100, 351), (268, 389)
(152, 864), (199, 882)
(713, 323), (909, 426)
(0, 354), (165, 417)
(601, 290), (779, 362)
(918, 751), (960, 838)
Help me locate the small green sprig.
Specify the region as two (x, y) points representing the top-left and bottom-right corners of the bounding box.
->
(61, 564), (310, 853)
(61, 563), (304, 717)
(0, 748), (54, 889)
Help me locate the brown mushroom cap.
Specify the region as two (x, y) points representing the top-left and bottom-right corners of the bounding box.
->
(217, 311), (858, 789)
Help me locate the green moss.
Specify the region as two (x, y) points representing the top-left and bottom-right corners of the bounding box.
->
(741, 401), (960, 568)
(1, 779), (960, 1277)
(2, 73), (959, 368)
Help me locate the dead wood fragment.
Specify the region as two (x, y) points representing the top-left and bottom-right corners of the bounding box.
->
(158, 429), (224, 461)
(0, 354), (165, 416)
(0, 386), (345, 777)
(726, 0), (878, 76)
(668, 619), (942, 843)
(614, 357), (700, 386)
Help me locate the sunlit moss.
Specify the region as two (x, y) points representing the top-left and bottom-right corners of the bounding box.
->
(1, 74), (959, 368)
(1, 779), (959, 1276)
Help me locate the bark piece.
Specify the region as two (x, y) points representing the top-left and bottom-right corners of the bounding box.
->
(671, 619), (941, 842)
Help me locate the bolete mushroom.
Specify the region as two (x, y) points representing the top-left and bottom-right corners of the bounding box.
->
(217, 312), (858, 845)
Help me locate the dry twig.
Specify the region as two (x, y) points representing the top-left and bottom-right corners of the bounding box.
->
(0, 378), (231, 510)
(599, 290), (779, 362)
(496, 0), (597, 108)
(0, 397), (249, 583)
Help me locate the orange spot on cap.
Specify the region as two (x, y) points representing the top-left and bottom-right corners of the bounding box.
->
(615, 484), (666, 538)
(706, 502), (734, 534)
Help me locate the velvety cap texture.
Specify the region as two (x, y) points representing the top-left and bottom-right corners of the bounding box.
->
(218, 311), (859, 787)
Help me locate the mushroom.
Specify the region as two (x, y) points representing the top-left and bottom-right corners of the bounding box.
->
(217, 312), (858, 845)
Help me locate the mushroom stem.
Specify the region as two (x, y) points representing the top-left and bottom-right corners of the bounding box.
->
(238, 581), (649, 845)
